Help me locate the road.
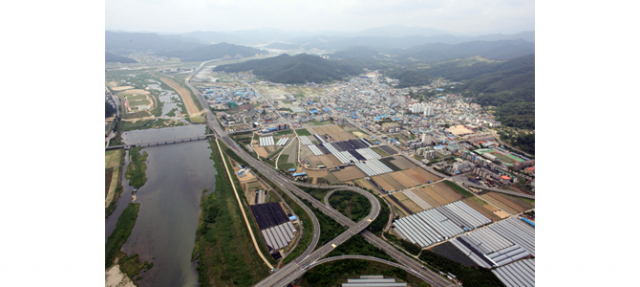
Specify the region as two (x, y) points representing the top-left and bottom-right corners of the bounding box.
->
(185, 64), (454, 287)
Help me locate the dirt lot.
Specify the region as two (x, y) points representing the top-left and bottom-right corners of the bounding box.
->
(160, 77), (200, 116)
(111, 85), (134, 91)
(332, 166), (366, 182)
(254, 146), (269, 157)
(122, 89), (150, 95)
(313, 125), (355, 141)
(448, 125), (475, 136)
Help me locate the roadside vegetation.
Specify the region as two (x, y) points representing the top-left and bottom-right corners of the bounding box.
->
(125, 147), (148, 189)
(328, 190), (372, 222)
(300, 198), (347, 249)
(327, 236), (395, 262)
(193, 139), (272, 287)
(367, 195), (390, 235)
(383, 232), (422, 256)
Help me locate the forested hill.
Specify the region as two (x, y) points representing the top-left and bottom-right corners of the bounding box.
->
(213, 54), (362, 84)
(160, 42), (265, 62)
(396, 39), (534, 63)
(105, 52), (137, 63)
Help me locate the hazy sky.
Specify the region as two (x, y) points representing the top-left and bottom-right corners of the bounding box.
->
(106, 0), (534, 35)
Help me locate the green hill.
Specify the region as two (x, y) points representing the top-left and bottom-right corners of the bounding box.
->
(161, 42), (265, 62)
(214, 54), (362, 84)
(105, 52), (137, 63)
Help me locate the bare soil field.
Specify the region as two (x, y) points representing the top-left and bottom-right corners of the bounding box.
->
(462, 198), (502, 222)
(297, 168), (328, 178)
(430, 182), (465, 203)
(387, 195), (410, 217)
(314, 125), (355, 141)
(487, 192), (527, 213)
(389, 156), (416, 170)
(420, 186), (450, 206)
(410, 166), (442, 182)
(388, 171), (418, 189)
(493, 210), (511, 219)
(354, 179), (377, 193)
(254, 146), (269, 157)
(333, 166), (366, 182)
(393, 193), (424, 214)
(379, 174), (405, 191)
(502, 194), (535, 209)
(351, 131), (368, 138)
(160, 77), (200, 116)
(317, 154), (341, 167)
(371, 175), (396, 192)
(111, 85), (134, 91)
(122, 89), (150, 95)
(480, 194), (518, 214)
(322, 173), (341, 184)
(411, 187), (442, 208)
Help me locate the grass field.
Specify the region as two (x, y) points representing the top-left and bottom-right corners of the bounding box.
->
(489, 152), (516, 164)
(275, 129), (294, 136)
(295, 129), (312, 136)
(277, 154), (296, 170)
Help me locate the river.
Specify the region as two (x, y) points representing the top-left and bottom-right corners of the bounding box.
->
(105, 125), (216, 287)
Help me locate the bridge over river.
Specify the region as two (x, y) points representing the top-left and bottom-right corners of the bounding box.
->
(105, 134), (215, 150)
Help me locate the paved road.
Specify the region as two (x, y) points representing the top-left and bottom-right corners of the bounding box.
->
(185, 64), (454, 287)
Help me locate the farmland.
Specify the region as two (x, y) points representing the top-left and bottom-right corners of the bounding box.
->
(295, 128), (312, 136)
(159, 76), (201, 116)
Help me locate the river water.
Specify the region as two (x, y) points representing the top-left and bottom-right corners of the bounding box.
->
(105, 125), (216, 287)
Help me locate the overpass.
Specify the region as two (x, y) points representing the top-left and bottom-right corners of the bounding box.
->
(186, 61), (455, 287)
(105, 134), (214, 150)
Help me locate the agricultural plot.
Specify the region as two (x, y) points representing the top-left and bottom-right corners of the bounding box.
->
(371, 147), (390, 157)
(313, 125), (355, 141)
(462, 198), (503, 222)
(480, 193), (519, 214)
(410, 166), (442, 182)
(379, 157), (402, 172)
(392, 192), (423, 214)
(387, 156), (416, 170)
(487, 192), (528, 213)
(295, 129), (312, 136)
(410, 188), (443, 208)
(372, 174), (404, 191)
(254, 146), (269, 157)
(354, 178), (377, 193)
(501, 194), (535, 211)
(332, 166), (366, 182)
(378, 145), (397, 155)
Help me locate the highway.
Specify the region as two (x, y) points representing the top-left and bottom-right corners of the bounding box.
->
(185, 63), (455, 287)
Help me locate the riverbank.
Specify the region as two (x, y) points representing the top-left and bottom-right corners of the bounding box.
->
(192, 138), (272, 287)
(106, 149), (126, 218)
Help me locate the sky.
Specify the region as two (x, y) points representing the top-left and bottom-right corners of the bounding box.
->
(106, 0), (534, 35)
